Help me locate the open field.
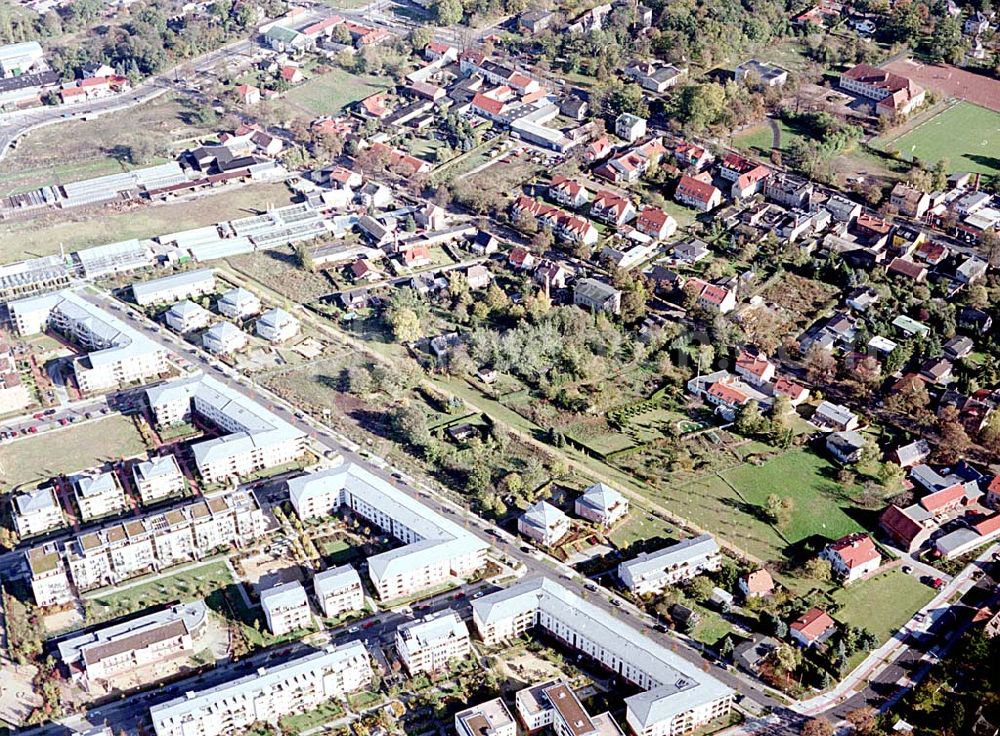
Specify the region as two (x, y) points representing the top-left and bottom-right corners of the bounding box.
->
(832, 569), (934, 642)
(882, 59), (1000, 113)
(0, 182), (296, 264)
(85, 560), (234, 624)
(226, 246), (335, 303)
(0, 94), (215, 196)
(608, 510), (677, 548)
(285, 67), (392, 117)
(0, 415), (147, 492)
(876, 101), (1000, 175)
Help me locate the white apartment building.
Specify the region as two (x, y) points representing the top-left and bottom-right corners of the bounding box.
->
(28, 489), (266, 600)
(9, 290), (169, 393)
(618, 535), (721, 596)
(132, 269), (216, 307)
(395, 612), (471, 674)
(288, 465), (488, 600)
(256, 307), (300, 343)
(26, 544), (74, 606)
(516, 680), (623, 736)
(203, 321), (247, 355)
(146, 375), (305, 485)
(574, 483), (629, 528)
(217, 287), (261, 319)
(260, 581), (312, 635)
(12, 486), (65, 537)
(150, 642), (372, 736)
(472, 579), (733, 736)
(165, 300), (213, 333)
(57, 601), (207, 682)
(73, 471), (127, 521)
(132, 455), (186, 504)
(518, 501), (570, 546)
(455, 699), (516, 736)
(314, 565), (365, 618)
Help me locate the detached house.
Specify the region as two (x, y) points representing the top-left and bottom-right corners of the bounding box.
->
(820, 533), (881, 583)
(890, 182), (931, 218)
(790, 608), (837, 648)
(575, 483), (629, 527)
(684, 278), (737, 314)
(675, 175), (722, 212)
(519, 501), (570, 546)
(635, 206), (677, 240)
(573, 278), (622, 315)
(735, 349), (775, 386)
(614, 113), (647, 143)
(548, 176), (591, 209)
(590, 190), (637, 226)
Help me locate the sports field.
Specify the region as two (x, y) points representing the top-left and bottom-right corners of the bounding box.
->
(886, 102), (1000, 175)
(285, 67), (391, 117)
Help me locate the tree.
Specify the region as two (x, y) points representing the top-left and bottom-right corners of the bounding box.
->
(927, 16), (965, 64)
(388, 307), (422, 343)
(804, 345), (837, 385)
(801, 717), (835, 736)
(391, 403), (432, 449)
(936, 405), (971, 463)
(675, 83), (726, 133)
(735, 400), (765, 436)
(764, 494), (794, 528)
(688, 576), (714, 603)
(295, 242), (315, 273)
(772, 642), (800, 674)
(803, 557), (832, 581)
(434, 0), (463, 25)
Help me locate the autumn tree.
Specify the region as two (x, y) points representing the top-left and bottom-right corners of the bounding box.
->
(935, 405), (970, 463)
(801, 717), (835, 736)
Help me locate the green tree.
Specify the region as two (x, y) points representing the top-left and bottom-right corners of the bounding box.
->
(434, 0), (463, 25)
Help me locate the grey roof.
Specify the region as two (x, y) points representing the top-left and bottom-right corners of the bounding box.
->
(150, 642), (368, 724)
(314, 564), (361, 596)
(472, 579), (732, 727)
(133, 455), (182, 482)
(10, 290), (164, 369)
(288, 464), (488, 582)
(167, 300), (211, 320)
(146, 374), (304, 468)
(131, 269), (214, 304)
(257, 307), (297, 330)
(574, 278), (620, 303)
(57, 601), (206, 665)
(15, 486), (58, 515)
(618, 534), (719, 584)
(260, 580), (308, 611)
(218, 287), (260, 311)
(814, 401), (857, 426)
(398, 611), (467, 648)
(577, 482), (626, 514)
(521, 500), (568, 531)
(74, 472), (118, 499)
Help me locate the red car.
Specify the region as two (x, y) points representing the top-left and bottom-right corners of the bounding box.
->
(932, 577), (945, 590)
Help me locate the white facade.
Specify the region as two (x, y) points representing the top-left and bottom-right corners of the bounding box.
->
(150, 643), (372, 736)
(518, 501), (570, 546)
(132, 269), (216, 307)
(618, 535), (721, 596)
(13, 486), (65, 537)
(456, 699), (516, 736)
(575, 483), (629, 528)
(165, 300), (213, 333)
(395, 612), (471, 674)
(146, 375), (305, 485)
(9, 290), (169, 393)
(255, 307), (300, 343)
(73, 471), (127, 521)
(203, 321), (247, 355)
(217, 287), (262, 319)
(473, 580), (733, 736)
(132, 455), (187, 504)
(260, 581), (312, 635)
(288, 465), (488, 600)
(26, 544), (74, 607)
(314, 565), (365, 618)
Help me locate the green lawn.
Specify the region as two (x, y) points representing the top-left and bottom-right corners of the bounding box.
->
(880, 102), (1000, 175)
(693, 605), (734, 647)
(832, 569), (934, 643)
(720, 450), (866, 546)
(85, 560), (234, 624)
(608, 511), (677, 549)
(0, 415), (148, 493)
(285, 68), (392, 117)
(279, 699), (346, 734)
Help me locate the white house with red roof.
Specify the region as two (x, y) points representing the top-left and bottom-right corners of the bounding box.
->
(635, 207), (676, 240)
(735, 349), (776, 386)
(508, 246), (537, 271)
(820, 533), (881, 583)
(739, 569), (774, 599)
(673, 140), (712, 169)
(584, 136), (613, 163)
(590, 190), (637, 226)
(790, 607), (837, 647)
(534, 260), (571, 291)
(839, 63), (925, 117)
(675, 175), (722, 212)
(684, 278), (736, 314)
(424, 41), (458, 62)
(731, 164), (772, 201)
(771, 376), (809, 406)
(280, 65), (304, 84)
(548, 176), (591, 209)
(235, 83), (261, 105)
(359, 93), (391, 119)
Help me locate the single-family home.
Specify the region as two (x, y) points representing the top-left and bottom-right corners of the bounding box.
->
(825, 430), (867, 464)
(790, 607), (837, 647)
(675, 175), (722, 212)
(820, 533), (881, 583)
(518, 501), (570, 546)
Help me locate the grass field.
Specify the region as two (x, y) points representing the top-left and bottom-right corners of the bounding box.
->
(0, 182), (295, 264)
(0, 415), (147, 492)
(832, 569), (934, 642)
(608, 511), (677, 549)
(285, 67), (392, 117)
(226, 245), (334, 303)
(0, 94), (214, 196)
(881, 101), (1000, 175)
(86, 560), (234, 624)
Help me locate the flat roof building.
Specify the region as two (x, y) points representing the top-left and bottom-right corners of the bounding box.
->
(260, 580), (312, 635)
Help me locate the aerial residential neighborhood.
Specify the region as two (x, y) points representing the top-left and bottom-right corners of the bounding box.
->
(0, 0), (998, 734)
